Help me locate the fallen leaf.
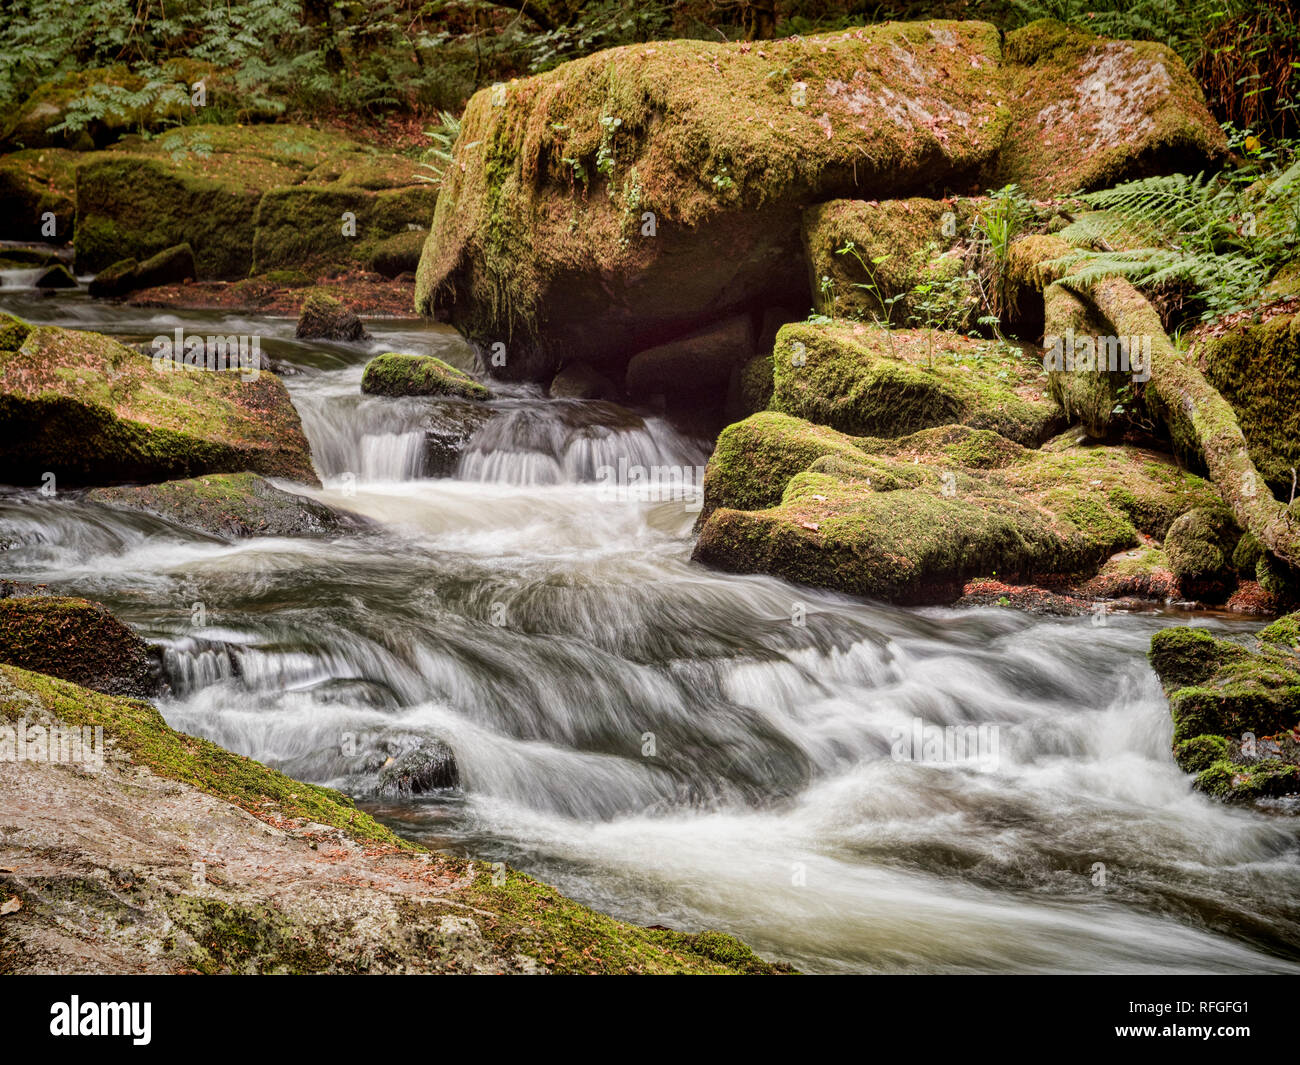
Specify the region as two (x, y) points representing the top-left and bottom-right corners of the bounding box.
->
(1, 896), (21, 915)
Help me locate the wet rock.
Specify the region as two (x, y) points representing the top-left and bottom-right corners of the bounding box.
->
(625, 316), (754, 411)
(86, 472), (364, 539)
(548, 362), (619, 401)
(377, 740), (459, 795)
(361, 351), (489, 399)
(424, 402), (496, 477)
(34, 263), (76, 288)
(0, 316), (318, 486)
(296, 290), (369, 341)
(0, 595), (155, 696)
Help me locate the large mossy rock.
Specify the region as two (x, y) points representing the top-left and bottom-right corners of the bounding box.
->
(803, 197), (975, 325)
(692, 412), (1219, 603)
(994, 20), (1224, 192)
(767, 321), (1063, 446)
(416, 19), (1223, 384)
(1199, 311), (1300, 499)
(0, 148), (77, 242)
(0, 595), (154, 697)
(74, 125), (434, 278)
(0, 317), (317, 486)
(86, 473), (360, 539)
(361, 352), (490, 400)
(1149, 619), (1300, 803)
(251, 184), (435, 274)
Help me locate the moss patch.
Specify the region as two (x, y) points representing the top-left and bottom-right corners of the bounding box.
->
(769, 319), (1062, 446)
(0, 323), (317, 485)
(361, 352), (490, 400)
(695, 412), (1217, 603)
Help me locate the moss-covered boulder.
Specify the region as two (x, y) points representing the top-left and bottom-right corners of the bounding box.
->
(693, 411), (1219, 603)
(361, 352), (490, 400)
(1199, 311), (1300, 500)
(804, 197), (976, 326)
(1149, 621), (1300, 803)
(0, 596), (154, 696)
(34, 263), (76, 288)
(0, 320), (317, 486)
(768, 320), (1063, 446)
(251, 185), (435, 275)
(417, 20), (1221, 384)
(73, 125), (433, 278)
(87, 242), (195, 298)
(295, 291), (369, 341)
(86, 473), (361, 539)
(367, 227), (429, 278)
(994, 19), (1226, 193)
(1164, 505), (1242, 601)
(0, 148), (77, 242)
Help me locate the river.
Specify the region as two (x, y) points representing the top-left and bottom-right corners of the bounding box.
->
(2, 275), (1298, 974)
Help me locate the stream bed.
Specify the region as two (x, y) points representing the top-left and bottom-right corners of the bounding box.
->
(3, 279), (1299, 974)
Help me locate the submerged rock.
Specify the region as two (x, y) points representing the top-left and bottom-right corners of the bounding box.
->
(0, 315), (317, 485)
(423, 402), (496, 477)
(692, 412), (1220, 604)
(361, 351), (489, 400)
(1149, 618), (1300, 803)
(296, 290), (369, 341)
(548, 362), (619, 401)
(377, 740), (460, 795)
(86, 472), (362, 539)
(0, 596), (155, 696)
(417, 19), (1222, 385)
(34, 263), (76, 288)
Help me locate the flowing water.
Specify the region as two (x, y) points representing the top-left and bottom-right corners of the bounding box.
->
(3, 274), (1299, 974)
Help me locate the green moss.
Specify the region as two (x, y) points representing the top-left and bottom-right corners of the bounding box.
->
(1149, 626), (1249, 690)
(769, 320), (1062, 446)
(1164, 505), (1241, 597)
(360, 352), (490, 400)
(802, 198), (973, 323)
(0, 323), (317, 485)
(461, 865), (792, 975)
(1194, 759), (1300, 802)
(1232, 532), (1266, 574)
(1173, 733), (1230, 773)
(0, 596), (152, 696)
(0, 148), (77, 241)
(251, 185), (434, 275)
(1260, 611), (1300, 651)
(996, 20), (1226, 195)
(695, 414), (1219, 603)
(1201, 312), (1300, 499)
(0, 311), (30, 352)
